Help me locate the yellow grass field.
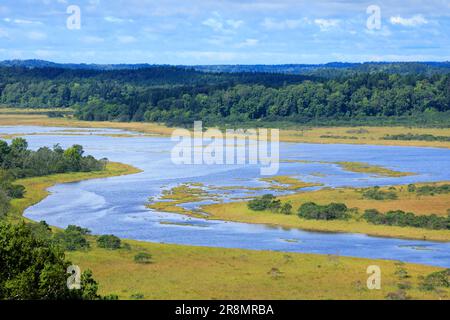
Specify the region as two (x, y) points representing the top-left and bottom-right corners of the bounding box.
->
(1, 110), (449, 148)
(6, 159), (449, 300)
(66, 238), (448, 300)
(3, 109), (449, 300)
(203, 182), (450, 242)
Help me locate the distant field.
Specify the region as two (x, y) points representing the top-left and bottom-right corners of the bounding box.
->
(204, 182), (450, 242)
(0, 109), (449, 148)
(67, 237), (448, 300)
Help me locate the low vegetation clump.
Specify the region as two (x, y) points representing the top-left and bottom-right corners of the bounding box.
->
(383, 133), (450, 142)
(54, 225), (91, 251)
(407, 184), (450, 196)
(0, 221), (104, 300)
(362, 186), (398, 200)
(297, 202), (350, 221)
(418, 269), (450, 291)
(363, 209), (450, 230)
(97, 234), (122, 250)
(134, 252), (152, 264)
(247, 194), (292, 214)
(320, 135), (358, 140)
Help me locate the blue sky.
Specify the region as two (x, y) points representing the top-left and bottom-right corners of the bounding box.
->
(0, 0), (449, 64)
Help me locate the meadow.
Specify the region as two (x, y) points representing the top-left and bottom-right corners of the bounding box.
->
(203, 182), (450, 242)
(1, 109), (450, 148)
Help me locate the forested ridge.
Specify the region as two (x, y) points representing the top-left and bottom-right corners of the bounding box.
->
(0, 63), (449, 127)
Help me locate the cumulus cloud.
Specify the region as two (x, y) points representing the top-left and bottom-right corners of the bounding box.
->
(104, 16), (134, 23)
(261, 18), (307, 30)
(314, 19), (340, 31)
(235, 38), (259, 48)
(202, 13), (243, 33)
(390, 15), (428, 27)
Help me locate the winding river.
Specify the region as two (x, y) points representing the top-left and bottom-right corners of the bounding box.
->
(2, 125), (450, 267)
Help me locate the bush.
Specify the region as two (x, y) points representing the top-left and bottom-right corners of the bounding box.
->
(134, 252), (152, 264)
(54, 225), (90, 251)
(280, 202), (293, 215)
(363, 209), (450, 230)
(97, 234), (121, 250)
(247, 194), (287, 213)
(419, 269), (450, 291)
(248, 194), (276, 211)
(362, 186), (398, 200)
(298, 202), (349, 220)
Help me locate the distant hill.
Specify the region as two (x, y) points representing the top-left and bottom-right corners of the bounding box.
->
(1, 60), (449, 76)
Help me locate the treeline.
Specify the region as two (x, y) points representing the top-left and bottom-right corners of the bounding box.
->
(0, 138), (106, 179)
(0, 138), (106, 218)
(363, 209), (450, 230)
(1, 65), (450, 127)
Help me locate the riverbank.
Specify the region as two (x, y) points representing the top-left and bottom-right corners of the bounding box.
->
(7, 162), (142, 224)
(1, 109), (449, 148)
(6, 158), (449, 299)
(202, 182), (450, 242)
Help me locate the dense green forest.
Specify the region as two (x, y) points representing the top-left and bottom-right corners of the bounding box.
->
(1, 63), (449, 127)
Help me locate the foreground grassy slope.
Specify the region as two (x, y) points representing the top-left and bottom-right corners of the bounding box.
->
(1, 110), (449, 148)
(67, 238), (448, 300)
(204, 182), (450, 242)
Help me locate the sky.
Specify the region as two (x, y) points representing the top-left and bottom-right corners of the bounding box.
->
(0, 0), (449, 64)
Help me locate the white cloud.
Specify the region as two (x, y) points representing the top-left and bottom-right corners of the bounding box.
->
(3, 18), (42, 25)
(202, 18), (224, 32)
(117, 35), (137, 44)
(390, 15), (428, 27)
(104, 16), (134, 23)
(314, 19), (340, 31)
(226, 19), (244, 29)
(202, 13), (243, 33)
(27, 31), (47, 40)
(261, 18), (307, 30)
(235, 38), (259, 48)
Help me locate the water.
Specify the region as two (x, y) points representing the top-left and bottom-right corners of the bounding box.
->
(2, 125), (450, 267)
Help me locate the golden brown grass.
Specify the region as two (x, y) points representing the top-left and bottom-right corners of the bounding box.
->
(203, 182), (450, 242)
(1, 111), (449, 148)
(66, 238), (448, 300)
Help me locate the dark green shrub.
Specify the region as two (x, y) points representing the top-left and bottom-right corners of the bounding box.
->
(97, 234), (121, 250)
(134, 252), (152, 264)
(298, 202), (349, 220)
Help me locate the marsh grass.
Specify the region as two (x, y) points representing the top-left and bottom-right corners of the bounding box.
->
(203, 182), (450, 242)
